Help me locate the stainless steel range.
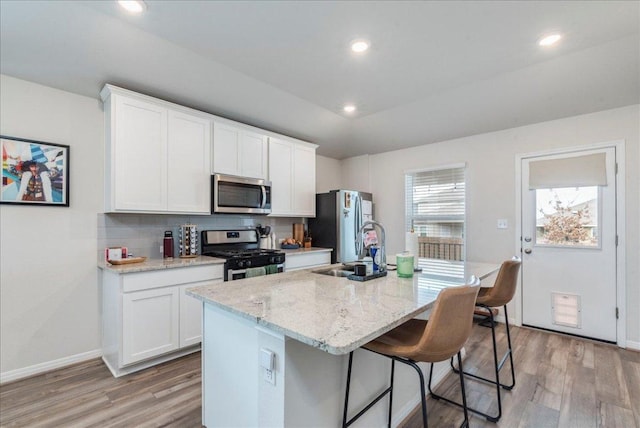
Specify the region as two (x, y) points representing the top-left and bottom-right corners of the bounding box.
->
(201, 229), (285, 281)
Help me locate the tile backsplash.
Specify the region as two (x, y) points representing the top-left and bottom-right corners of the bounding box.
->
(97, 213), (306, 261)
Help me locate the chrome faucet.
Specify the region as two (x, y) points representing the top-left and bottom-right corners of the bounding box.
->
(357, 220), (386, 272)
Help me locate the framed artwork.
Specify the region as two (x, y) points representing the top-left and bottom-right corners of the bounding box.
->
(1, 135), (70, 207)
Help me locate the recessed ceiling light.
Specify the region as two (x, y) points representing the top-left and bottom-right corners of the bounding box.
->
(538, 34), (562, 47)
(343, 104), (356, 113)
(118, 0), (146, 14)
(350, 40), (370, 53)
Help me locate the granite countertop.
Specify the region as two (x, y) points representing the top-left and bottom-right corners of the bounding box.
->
(280, 247), (332, 255)
(187, 260), (499, 355)
(98, 255), (226, 274)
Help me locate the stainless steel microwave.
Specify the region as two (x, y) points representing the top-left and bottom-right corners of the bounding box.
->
(212, 174), (272, 215)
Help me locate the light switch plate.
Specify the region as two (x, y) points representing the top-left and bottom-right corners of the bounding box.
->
(260, 348), (274, 370)
(497, 219), (508, 229)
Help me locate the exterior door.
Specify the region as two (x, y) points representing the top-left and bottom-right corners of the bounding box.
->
(521, 147), (617, 342)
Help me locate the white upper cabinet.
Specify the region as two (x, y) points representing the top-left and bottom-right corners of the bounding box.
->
(111, 95), (168, 212)
(268, 137), (317, 217)
(293, 144), (316, 215)
(167, 111), (211, 213)
(101, 85), (212, 214)
(212, 122), (268, 180)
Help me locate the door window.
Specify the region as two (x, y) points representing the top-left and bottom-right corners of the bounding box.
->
(535, 186), (600, 248)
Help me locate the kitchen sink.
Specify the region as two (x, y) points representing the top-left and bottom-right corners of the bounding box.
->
(312, 266), (355, 277)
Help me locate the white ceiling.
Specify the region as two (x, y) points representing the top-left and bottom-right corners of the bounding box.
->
(1, 1), (638, 159)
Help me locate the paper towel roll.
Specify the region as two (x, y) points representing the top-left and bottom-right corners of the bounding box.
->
(405, 232), (419, 268)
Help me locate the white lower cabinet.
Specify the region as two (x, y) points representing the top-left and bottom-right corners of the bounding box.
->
(102, 264), (223, 377)
(284, 250), (332, 271)
(122, 287), (180, 365)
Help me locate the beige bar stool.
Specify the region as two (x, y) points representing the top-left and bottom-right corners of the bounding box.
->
(342, 277), (481, 428)
(436, 257), (521, 422)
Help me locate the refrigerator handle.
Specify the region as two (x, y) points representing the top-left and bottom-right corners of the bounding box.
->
(355, 194), (362, 256)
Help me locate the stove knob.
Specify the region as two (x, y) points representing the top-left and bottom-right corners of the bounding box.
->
(246, 260), (252, 267)
(269, 256), (276, 264)
(237, 260), (245, 268)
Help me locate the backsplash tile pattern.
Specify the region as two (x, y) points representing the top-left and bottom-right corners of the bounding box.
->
(98, 214), (306, 261)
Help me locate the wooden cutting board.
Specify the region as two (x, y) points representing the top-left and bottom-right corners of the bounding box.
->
(107, 257), (147, 265)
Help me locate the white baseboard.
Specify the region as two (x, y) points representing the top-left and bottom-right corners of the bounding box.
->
(626, 340), (640, 351)
(0, 349), (102, 384)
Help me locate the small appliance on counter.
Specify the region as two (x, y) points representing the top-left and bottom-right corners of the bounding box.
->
(179, 224), (198, 258)
(257, 224), (272, 249)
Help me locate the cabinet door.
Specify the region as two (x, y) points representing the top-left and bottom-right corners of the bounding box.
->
(113, 96), (168, 211)
(179, 280), (221, 348)
(167, 111), (212, 213)
(213, 122), (240, 175)
(268, 138), (294, 216)
(239, 131), (268, 179)
(122, 287), (179, 365)
(293, 145), (316, 216)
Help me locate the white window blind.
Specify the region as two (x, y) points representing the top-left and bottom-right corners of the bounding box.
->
(405, 166), (466, 234)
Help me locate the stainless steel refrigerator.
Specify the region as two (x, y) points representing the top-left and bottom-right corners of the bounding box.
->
(308, 190), (373, 264)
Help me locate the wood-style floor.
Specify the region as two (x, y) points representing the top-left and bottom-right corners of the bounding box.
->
(1, 325), (638, 427)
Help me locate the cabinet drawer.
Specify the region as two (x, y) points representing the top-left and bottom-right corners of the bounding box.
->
(122, 265), (223, 292)
(284, 252), (331, 271)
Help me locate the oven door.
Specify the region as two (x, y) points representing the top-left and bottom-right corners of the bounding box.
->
(226, 265), (284, 281)
(212, 174), (271, 214)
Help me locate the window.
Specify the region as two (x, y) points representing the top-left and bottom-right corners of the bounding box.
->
(405, 166), (465, 261)
(535, 186), (599, 248)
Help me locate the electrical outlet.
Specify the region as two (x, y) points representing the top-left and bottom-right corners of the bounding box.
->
(160, 245), (164, 255)
(497, 219), (508, 229)
(264, 368), (275, 385)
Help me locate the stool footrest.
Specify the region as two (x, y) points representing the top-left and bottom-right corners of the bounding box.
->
(344, 386), (392, 427)
(474, 307), (498, 317)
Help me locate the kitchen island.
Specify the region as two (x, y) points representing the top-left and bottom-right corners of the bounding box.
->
(187, 260), (499, 427)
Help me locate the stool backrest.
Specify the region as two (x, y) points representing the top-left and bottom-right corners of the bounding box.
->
(480, 257), (521, 307)
(412, 283), (481, 362)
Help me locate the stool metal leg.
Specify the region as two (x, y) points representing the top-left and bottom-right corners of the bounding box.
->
(427, 355), (471, 427)
(343, 351), (396, 428)
(456, 352), (470, 428)
(395, 357), (427, 428)
(388, 359), (395, 428)
(445, 303), (516, 422)
(342, 351), (354, 428)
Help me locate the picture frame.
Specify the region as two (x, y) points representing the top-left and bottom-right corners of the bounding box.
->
(1, 135), (70, 207)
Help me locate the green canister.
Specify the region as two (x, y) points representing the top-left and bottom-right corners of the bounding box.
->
(396, 252), (415, 278)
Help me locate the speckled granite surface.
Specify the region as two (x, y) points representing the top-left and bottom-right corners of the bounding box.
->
(187, 260), (499, 355)
(98, 255), (226, 273)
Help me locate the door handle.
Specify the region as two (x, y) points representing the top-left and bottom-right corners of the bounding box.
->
(524, 237), (532, 242)
(260, 186), (267, 208)
(524, 248), (532, 254)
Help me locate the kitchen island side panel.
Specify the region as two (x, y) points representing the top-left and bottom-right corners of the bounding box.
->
(201, 302), (455, 427)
